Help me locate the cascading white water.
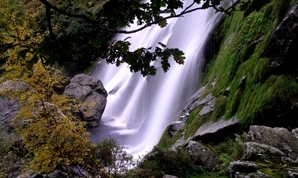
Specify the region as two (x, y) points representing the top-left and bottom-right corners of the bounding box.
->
(90, 0), (221, 157)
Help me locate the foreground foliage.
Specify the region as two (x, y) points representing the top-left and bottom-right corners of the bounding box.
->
(125, 147), (201, 178)
(0, 46), (135, 177)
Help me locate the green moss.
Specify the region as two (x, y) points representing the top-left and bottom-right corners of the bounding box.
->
(156, 129), (184, 149)
(238, 75), (298, 124)
(158, 0), (298, 154)
(200, 0), (298, 126)
(212, 95), (228, 119)
(184, 107), (211, 138)
(225, 89), (243, 118)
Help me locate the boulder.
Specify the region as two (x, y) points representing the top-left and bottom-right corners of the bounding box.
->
(246, 125), (298, 160)
(230, 125), (298, 177)
(243, 142), (285, 160)
(186, 141), (219, 170)
(64, 74), (107, 126)
(191, 116), (240, 143)
(228, 161), (259, 178)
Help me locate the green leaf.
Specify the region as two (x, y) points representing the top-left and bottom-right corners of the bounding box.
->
(158, 19), (168, 28)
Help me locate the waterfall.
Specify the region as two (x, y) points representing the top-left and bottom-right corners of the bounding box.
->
(90, 0), (221, 157)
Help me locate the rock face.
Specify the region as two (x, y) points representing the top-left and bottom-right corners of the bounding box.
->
(0, 81), (31, 128)
(186, 141), (219, 170)
(262, 1), (298, 75)
(247, 125), (298, 160)
(229, 125), (298, 178)
(168, 83), (214, 136)
(191, 116), (240, 143)
(64, 74), (108, 126)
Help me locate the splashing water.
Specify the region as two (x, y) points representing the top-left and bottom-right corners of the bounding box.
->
(90, 0), (221, 157)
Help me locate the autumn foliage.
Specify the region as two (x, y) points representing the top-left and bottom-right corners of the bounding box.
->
(0, 1), (132, 176)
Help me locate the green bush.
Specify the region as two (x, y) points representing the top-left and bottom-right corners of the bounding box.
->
(125, 147), (202, 178)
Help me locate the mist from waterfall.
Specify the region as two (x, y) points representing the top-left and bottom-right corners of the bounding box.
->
(90, 0), (221, 157)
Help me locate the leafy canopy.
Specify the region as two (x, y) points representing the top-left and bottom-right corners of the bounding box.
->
(0, 0), (246, 76)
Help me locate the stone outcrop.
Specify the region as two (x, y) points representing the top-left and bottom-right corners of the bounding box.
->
(229, 125), (298, 178)
(186, 141), (219, 170)
(64, 74), (107, 126)
(0, 81), (31, 128)
(246, 125), (298, 160)
(168, 81), (215, 136)
(191, 116), (240, 143)
(262, 1), (298, 75)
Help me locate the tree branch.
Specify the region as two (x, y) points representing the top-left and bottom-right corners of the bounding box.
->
(45, 5), (56, 41)
(99, 0), (246, 34)
(101, 3), (210, 34)
(39, 0), (90, 21)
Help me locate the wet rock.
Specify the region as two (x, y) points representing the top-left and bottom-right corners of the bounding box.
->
(229, 161), (259, 178)
(247, 125), (298, 160)
(64, 74), (107, 126)
(186, 141), (219, 170)
(199, 98), (216, 115)
(262, 1), (298, 74)
(167, 86), (208, 135)
(170, 137), (189, 151)
(191, 116), (240, 143)
(168, 121), (184, 136)
(243, 142), (285, 160)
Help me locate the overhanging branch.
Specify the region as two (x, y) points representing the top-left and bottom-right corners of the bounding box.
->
(100, 0), (247, 34)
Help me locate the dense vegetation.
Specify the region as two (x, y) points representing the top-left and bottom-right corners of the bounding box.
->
(157, 0), (298, 177)
(2, 0), (297, 177)
(0, 0), (246, 177)
(0, 0), (245, 76)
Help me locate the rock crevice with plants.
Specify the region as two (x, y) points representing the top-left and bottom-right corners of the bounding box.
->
(154, 0), (298, 177)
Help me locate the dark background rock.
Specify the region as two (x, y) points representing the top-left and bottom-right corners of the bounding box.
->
(262, 2), (298, 75)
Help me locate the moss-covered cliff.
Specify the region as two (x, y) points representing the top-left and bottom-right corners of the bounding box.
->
(152, 0), (298, 177)
(159, 0), (298, 147)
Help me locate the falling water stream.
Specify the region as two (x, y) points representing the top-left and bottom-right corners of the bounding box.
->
(90, 0), (221, 157)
